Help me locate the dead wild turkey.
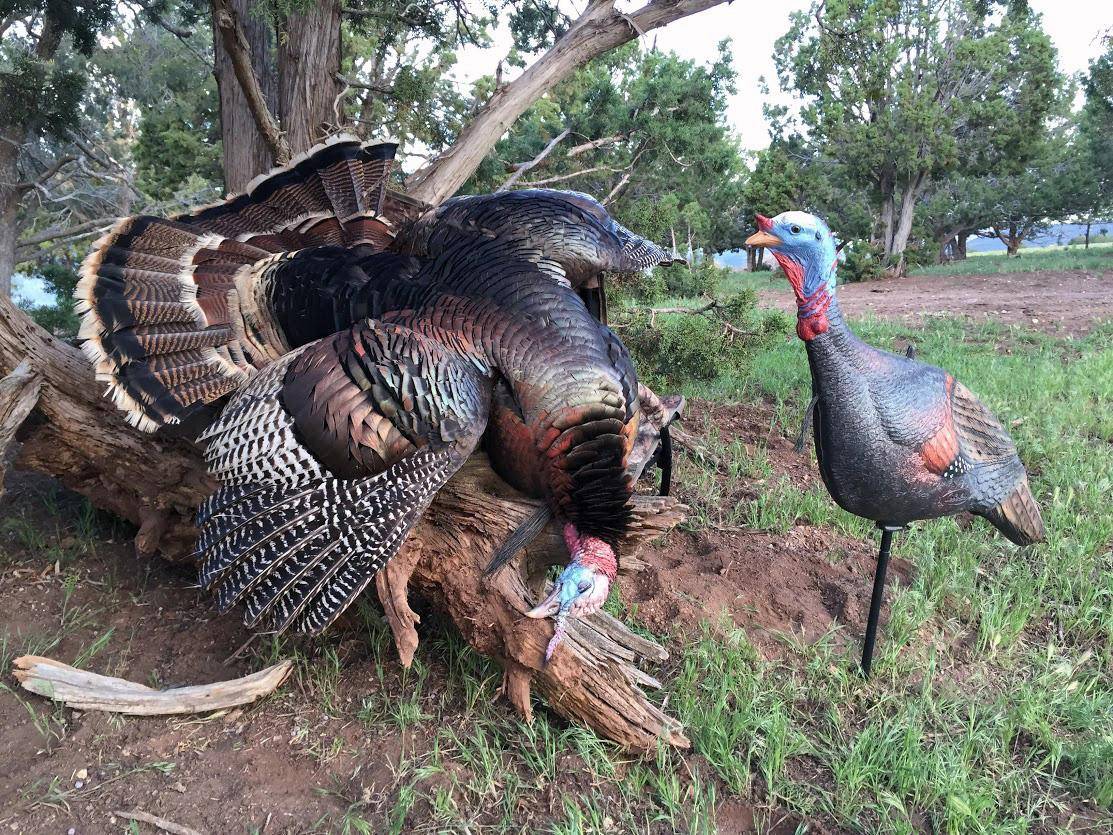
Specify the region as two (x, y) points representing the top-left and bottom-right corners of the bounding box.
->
(746, 211), (1046, 675)
(75, 137), (671, 658)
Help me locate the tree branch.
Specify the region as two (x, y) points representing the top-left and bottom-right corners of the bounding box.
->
(212, 0), (291, 166)
(407, 0), (731, 206)
(497, 128), (570, 191)
(15, 217), (117, 258)
(567, 133), (626, 157)
(12, 155), (75, 195)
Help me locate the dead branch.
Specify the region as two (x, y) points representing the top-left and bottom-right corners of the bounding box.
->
(408, 0), (732, 206)
(12, 154), (76, 195)
(15, 217), (118, 258)
(12, 656), (292, 714)
(603, 169), (633, 205)
(212, 0), (291, 166)
(567, 133), (627, 157)
(113, 811), (203, 835)
(0, 359), (41, 498)
(497, 128), (571, 191)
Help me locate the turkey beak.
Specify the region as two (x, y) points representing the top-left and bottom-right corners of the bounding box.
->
(746, 230), (781, 249)
(525, 584), (564, 618)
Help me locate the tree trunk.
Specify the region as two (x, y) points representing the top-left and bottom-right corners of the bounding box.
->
(407, 0), (731, 206)
(212, 0), (279, 193)
(878, 189), (895, 254)
(0, 293), (688, 751)
(277, 0), (342, 152)
(0, 184), (18, 298)
(1085, 221), (1091, 249)
(936, 234), (954, 264)
(956, 232), (968, 260)
(888, 173), (926, 266)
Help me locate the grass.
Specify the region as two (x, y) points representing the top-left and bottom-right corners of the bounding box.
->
(3, 311), (1111, 831)
(910, 245), (1113, 276)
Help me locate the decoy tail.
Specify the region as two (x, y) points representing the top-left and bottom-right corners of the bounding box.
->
(980, 478), (1046, 546)
(794, 394), (819, 455)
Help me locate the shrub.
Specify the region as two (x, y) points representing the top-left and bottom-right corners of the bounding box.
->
(839, 241), (885, 282)
(616, 288), (791, 390)
(658, 259), (731, 298)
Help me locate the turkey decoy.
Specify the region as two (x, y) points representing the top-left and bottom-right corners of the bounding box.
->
(746, 211), (1045, 676)
(75, 136), (672, 659)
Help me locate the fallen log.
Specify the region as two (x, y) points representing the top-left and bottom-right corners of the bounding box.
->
(0, 295), (689, 750)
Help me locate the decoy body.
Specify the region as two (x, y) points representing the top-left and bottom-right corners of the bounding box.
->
(76, 137), (670, 658)
(746, 211), (1045, 673)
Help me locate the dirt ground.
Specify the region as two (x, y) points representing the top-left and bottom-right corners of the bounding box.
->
(756, 267), (1113, 336)
(1, 268), (1105, 834)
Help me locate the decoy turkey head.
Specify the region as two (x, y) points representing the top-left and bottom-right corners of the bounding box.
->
(524, 524), (617, 661)
(746, 211), (839, 341)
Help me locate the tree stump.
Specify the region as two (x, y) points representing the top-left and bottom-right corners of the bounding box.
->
(0, 295), (689, 751)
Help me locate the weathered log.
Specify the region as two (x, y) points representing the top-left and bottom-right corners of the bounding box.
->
(12, 656), (292, 715)
(0, 358), (42, 498)
(0, 295), (689, 750)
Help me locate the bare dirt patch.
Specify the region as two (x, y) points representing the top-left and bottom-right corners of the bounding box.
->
(629, 400), (912, 651)
(1, 455), (824, 834)
(756, 268), (1113, 335)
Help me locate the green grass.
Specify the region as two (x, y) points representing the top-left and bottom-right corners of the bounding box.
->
(910, 245), (1113, 276)
(659, 314), (1113, 830)
(4, 311), (1110, 832)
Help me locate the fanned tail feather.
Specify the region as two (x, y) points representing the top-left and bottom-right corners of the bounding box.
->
(980, 477), (1046, 546)
(75, 136), (401, 432)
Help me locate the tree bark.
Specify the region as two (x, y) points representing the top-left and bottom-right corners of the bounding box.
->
(0, 292), (688, 750)
(212, 0), (279, 193)
(277, 0), (342, 152)
(956, 231), (968, 260)
(888, 172), (927, 266)
(407, 0), (731, 206)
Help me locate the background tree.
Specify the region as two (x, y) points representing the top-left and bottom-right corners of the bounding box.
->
(1073, 40), (1113, 246)
(465, 41), (746, 256)
(774, 0), (1061, 271)
(0, 0), (117, 295)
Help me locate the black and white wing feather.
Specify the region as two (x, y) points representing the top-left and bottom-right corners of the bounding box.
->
(197, 320), (490, 635)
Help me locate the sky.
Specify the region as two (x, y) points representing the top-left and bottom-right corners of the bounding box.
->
(454, 0), (1113, 152)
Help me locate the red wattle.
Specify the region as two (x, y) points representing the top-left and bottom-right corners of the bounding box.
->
(797, 315), (829, 340)
(564, 523), (617, 580)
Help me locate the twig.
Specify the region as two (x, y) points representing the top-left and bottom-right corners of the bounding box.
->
(497, 128), (571, 191)
(113, 810), (204, 835)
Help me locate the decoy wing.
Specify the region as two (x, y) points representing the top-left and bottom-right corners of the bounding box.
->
(196, 319), (491, 635)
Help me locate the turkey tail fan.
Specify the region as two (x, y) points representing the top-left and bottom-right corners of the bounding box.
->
(198, 445), (459, 635)
(76, 136), (402, 432)
(980, 477), (1046, 547)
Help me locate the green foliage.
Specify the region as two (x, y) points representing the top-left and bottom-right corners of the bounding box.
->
(839, 241), (885, 283)
(619, 288), (790, 390)
(657, 259), (726, 299)
(467, 42), (748, 254)
(0, 52), (85, 140)
(95, 23), (223, 197)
